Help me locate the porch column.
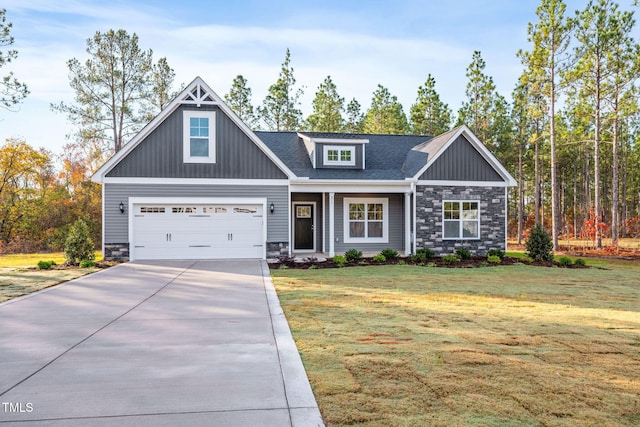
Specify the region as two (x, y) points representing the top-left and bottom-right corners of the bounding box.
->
(329, 192), (335, 257)
(405, 191), (411, 256)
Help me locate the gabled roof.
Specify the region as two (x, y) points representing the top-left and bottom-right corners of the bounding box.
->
(412, 125), (517, 185)
(92, 77), (294, 182)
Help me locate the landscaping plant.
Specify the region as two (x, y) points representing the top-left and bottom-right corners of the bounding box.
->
(64, 219), (96, 265)
(344, 249), (363, 262)
(380, 248), (399, 260)
(525, 223), (554, 262)
(455, 248), (472, 260)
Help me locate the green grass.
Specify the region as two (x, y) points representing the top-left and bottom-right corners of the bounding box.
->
(0, 251), (102, 268)
(272, 263), (640, 426)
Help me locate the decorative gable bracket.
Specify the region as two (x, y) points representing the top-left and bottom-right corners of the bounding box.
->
(181, 83), (218, 107)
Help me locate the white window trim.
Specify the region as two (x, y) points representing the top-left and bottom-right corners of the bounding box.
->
(343, 197), (388, 243)
(183, 110), (216, 163)
(442, 200), (481, 240)
(324, 145), (355, 166)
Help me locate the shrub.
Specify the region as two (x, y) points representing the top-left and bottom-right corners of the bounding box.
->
(441, 254), (459, 264)
(79, 259), (95, 268)
(380, 248), (398, 260)
(525, 223), (554, 262)
(456, 248), (472, 260)
(557, 256), (573, 267)
(372, 253), (386, 263)
(574, 258), (586, 266)
(344, 249), (363, 262)
(64, 219), (95, 265)
(487, 248), (505, 259)
(333, 255), (347, 267)
(411, 247), (436, 263)
(487, 255), (501, 264)
(37, 260), (53, 270)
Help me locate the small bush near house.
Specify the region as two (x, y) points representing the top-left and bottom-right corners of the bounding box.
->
(456, 248), (472, 260)
(344, 249), (363, 262)
(64, 219), (96, 265)
(557, 256), (573, 267)
(525, 223), (554, 262)
(487, 248), (505, 259)
(37, 260), (53, 270)
(487, 255), (501, 264)
(79, 259), (95, 268)
(441, 254), (459, 264)
(380, 248), (398, 260)
(574, 258), (587, 266)
(333, 255), (347, 267)
(372, 253), (386, 263)
(411, 247), (436, 263)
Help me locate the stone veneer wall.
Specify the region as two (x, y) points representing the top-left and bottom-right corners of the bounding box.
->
(104, 243), (130, 261)
(415, 185), (506, 256)
(266, 241), (289, 258)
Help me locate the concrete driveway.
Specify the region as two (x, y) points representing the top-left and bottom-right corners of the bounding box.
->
(0, 260), (323, 426)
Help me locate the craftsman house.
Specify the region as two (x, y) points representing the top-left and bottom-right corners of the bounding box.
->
(92, 77), (516, 261)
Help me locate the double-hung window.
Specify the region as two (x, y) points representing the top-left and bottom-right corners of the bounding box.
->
(344, 197), (388, 243)
(324, 145), (355, 166)
(183, 111), (216, 163)
(443, 201), (480, 239)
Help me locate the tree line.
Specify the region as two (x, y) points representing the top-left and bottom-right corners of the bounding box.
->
(2, 0), (640, 253)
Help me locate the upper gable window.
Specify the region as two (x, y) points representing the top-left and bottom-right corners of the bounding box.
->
(324, 145), (355, 166)
(183, 110), (216, 163)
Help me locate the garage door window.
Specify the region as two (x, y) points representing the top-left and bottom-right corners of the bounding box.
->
(140, 207), (165, 213)
(204, 207), (227, 214)
(172, 207), (197, 213)
(234, 207), (258, 214)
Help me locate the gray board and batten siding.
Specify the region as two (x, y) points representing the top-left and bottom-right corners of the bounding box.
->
(420, 135), (504, 182)
(103, 184), (289, 243)
(106, 105), (288, 179)
(325, 193), (406, 253)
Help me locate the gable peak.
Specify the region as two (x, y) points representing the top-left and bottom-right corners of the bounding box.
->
(181, 81), (218, 107)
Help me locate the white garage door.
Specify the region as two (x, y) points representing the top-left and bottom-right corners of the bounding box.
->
(131, 203), (264, 260)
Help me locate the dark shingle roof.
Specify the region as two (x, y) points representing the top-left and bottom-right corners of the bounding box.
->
(256, 131), (433, 180)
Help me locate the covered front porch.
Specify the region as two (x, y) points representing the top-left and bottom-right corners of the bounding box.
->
(289, 180), (416, 258)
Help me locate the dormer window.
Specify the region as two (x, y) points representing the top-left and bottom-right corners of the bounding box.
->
(324, 145), (355, 166)
(183, 110), (216, 163)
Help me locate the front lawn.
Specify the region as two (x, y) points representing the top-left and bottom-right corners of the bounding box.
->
(0, 252), (103, 303)
(272, 264), (640, 426)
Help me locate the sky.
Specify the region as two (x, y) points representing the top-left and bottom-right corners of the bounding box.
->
(1, 0), (639, 155)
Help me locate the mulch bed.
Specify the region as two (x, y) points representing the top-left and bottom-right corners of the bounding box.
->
(269, 256), (587, 270)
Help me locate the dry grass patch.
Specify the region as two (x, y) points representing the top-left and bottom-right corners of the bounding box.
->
(272, 264), (640, 426)
(0, 267), (98, 302)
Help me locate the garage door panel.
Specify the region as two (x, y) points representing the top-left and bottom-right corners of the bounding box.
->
(131, 202), (265, 260)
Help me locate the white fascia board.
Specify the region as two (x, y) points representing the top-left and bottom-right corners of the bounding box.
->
(129, 196), (267, 205)
(93, 76), (296, 182)
(311, 137), (369, 144)
(102, 177), (289, 186)
(290, 180), (412, 193)
(417, 180), (512, 187)
(412, 125), (517, 187)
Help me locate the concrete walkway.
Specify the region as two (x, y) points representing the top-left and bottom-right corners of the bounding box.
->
(0, 260), (323, 426)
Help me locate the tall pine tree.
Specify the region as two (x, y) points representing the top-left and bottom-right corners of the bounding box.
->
(410, 74), (452, 136)
(363, 84), (409, 134)
(259, 48), (303, 131)
(225, 75), (257, 128)
(305, 76), (344, 132)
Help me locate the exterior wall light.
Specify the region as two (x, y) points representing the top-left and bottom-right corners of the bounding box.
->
(269, 202), (275, 214)
(119, 202), (125, 214)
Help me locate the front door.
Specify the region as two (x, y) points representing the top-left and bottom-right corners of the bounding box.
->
(294, 204), (314, 251)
